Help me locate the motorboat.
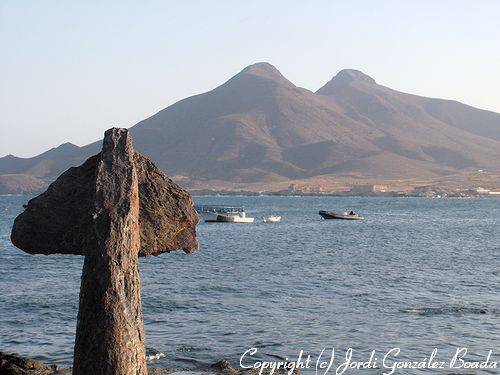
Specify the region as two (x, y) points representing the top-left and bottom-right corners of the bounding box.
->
(195, 205), (255, 223)
(263, 215), (281, 222)
(215, 213), (255, 223)
(319, 210), (364, 220)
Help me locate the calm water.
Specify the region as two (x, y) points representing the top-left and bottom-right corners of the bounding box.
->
(0, 195), (499, 373)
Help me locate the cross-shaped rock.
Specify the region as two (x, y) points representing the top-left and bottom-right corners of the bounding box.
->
(11, 128), (199, 375)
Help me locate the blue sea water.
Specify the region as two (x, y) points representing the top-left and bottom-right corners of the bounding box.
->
(0, 195), (499, 373)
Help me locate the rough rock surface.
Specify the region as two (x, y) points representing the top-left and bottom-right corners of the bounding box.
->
(72, 128), (146, 375)
(10, 138), (198, 256)
(0, 353), (300, 375)
(9, 128), (198, 375)
(0, 352), (60, 375)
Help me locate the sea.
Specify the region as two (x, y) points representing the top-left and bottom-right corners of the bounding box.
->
(0, 195), (499, 374)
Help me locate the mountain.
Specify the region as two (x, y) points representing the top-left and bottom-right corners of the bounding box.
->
(0, 174), (47, 195)
(0, 142), (98, 180)
(1, 62), (500, 192)
(314, 69), (500, 174)
(128, 62), (382, 182)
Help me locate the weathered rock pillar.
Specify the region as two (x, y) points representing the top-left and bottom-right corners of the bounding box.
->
(73, 128), (145, 374)
(11, 128), (199, 375)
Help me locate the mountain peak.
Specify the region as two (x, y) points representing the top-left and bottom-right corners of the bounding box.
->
(316, 69), (376, 95)
(58, 142), (79, 149)
(335, 69), (376, 84)
(220, 62), (294, 91)
(241, 62), (280, 75)
(49, 142), (80, 153)
(38, 142), (80, 158)
(238, 62), (290, 83)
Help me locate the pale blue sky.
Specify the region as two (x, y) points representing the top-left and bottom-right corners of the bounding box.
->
(1, 0), (500, 157)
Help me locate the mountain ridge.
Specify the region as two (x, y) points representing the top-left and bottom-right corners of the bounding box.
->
(1, 62), (500, 193)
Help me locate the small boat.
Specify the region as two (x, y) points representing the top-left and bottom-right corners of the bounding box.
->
(263, 215), (281, 222)
(195, 205), (255, 223)
(319, 210), (364, 220)
(215, 213), (255, 223)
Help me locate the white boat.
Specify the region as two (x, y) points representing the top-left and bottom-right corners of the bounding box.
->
(215, 213), (255, 223)
(263, 215), (281, 222)
(195, 205), (255, 223)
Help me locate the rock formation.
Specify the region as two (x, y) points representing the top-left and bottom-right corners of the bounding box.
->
(10, 128), (199, 375)
(0, 352), (61, 375)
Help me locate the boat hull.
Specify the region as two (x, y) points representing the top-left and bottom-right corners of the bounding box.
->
(319, 210), (364, 220)
(206, 214), (255, 223)
(263, 216), (281, 222)
(199, 211), (219, 222)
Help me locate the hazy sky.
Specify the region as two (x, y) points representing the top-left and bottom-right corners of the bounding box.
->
(1, 0), (500, 157)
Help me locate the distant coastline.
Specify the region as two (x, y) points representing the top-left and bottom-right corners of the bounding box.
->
(2, 189), (499, 199)
(2, 168), (500, 198)
(190, 188), (500, 198)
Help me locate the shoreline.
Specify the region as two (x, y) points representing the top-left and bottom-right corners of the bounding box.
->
(3, 192), (499, 199)
(189, 190), (500, 198)
(0, 352), (298, 375)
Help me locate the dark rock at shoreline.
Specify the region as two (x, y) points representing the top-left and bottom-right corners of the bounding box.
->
(0, 353), (300, 375)
(0, 352), (61, 375)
